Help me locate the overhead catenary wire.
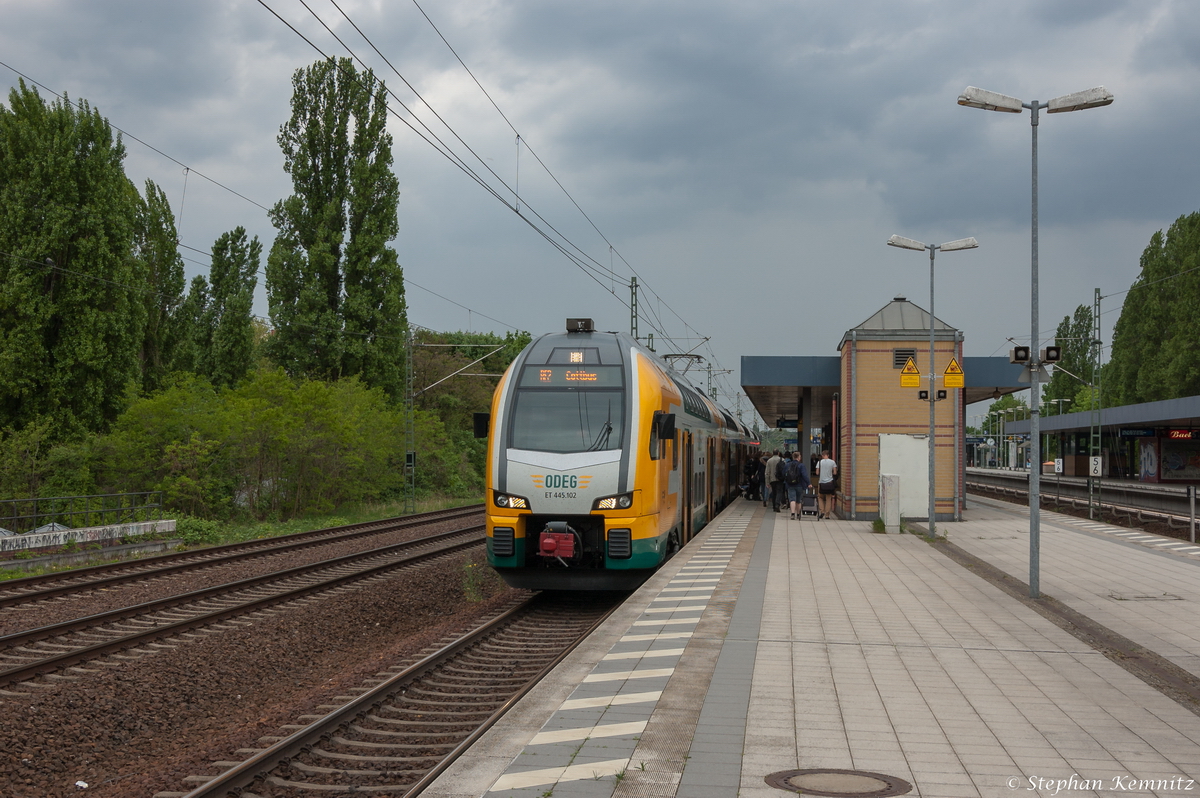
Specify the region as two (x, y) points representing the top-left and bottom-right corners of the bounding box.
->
(277, 0), (630, 296)
(320, 0), (727, 372)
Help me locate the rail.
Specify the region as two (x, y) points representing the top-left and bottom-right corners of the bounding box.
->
(966, 469), (1198, 539)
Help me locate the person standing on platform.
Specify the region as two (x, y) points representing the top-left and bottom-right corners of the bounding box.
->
(757, 455), (769, 506)
(816, 449), (838, 519)
(784, 451), (812, 520)
(766, 450), (783, 513)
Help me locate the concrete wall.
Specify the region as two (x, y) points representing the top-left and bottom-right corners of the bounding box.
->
(0, 519), (176, 554)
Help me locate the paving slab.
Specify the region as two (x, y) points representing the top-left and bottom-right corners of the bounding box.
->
(423, 497), (1200, 798)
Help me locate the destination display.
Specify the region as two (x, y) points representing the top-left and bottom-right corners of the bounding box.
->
(520, 365), (624, 387)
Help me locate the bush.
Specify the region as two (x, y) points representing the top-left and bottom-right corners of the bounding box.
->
(175, 516), (223, 546)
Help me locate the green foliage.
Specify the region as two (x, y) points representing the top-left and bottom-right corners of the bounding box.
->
(205, 227), (261, 388)
(172, 275), (210, 376)
(1069, 385), (1101, 414)
(266, 57), (407, 400)
(175, 516), (223, 546)
(1107, 211), (1200, 405)
(135, 179), (186, 394)
(1043, 304), (1095, 407)
(0, 80), (148, 436)
(980, 394), (1029, 436)
(413, 328), (531, 485)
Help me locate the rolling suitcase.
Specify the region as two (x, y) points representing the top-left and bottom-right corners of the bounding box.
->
(800, 486), (818, 517)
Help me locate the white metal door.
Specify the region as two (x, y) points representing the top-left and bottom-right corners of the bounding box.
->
(878, 433), (930, 521)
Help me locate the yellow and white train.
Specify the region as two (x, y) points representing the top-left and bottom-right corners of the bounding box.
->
(477, 318), (756, 590)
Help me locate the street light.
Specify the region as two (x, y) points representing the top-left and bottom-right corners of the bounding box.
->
(958, 84), (1112, 598)
(887, 234), (978, 537)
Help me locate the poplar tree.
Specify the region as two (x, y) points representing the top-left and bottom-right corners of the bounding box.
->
(0, 81), (146, 435)
(1043, 304), (1095, 410)
(266, 57), (406, 400)
(206, 227), (260, 388)
(136, 179), (186, 394)
(1106, 212), (1200, 405)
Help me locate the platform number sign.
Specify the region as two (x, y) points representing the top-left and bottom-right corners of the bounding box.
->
(1089, 456), (1102, 477)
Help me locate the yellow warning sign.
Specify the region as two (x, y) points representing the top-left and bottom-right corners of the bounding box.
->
(944, 357), (964, 388)
(900, 357), (921, 388)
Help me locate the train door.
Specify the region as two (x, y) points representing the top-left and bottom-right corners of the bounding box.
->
(706, 437), (717, 523)
(681, 431), (694, 543)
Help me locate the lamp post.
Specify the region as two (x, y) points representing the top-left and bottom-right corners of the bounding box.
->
(958, 84), (1112, 598)
(887, 234), (978, 537)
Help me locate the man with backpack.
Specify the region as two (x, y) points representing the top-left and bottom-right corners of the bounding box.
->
(783, 451), (812, 520)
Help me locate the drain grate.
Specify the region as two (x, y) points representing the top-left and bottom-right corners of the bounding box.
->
(765, 769), (913, 797)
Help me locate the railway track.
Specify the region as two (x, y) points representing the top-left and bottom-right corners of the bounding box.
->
(0, 505), (482, 609)
(0, 525), (483, 689)
(168, 592), (619, 798)
(966, 478), (1198, 532)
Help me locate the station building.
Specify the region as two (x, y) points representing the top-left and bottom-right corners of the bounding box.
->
(742, 295), (1024, 522)
(1005, 395), (1200, 483)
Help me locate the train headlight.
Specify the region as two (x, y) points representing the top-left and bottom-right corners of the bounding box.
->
(494, 493), (529, 510)
(593, 492), (634, 511)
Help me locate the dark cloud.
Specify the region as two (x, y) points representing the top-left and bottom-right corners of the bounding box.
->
(1, 0), (1195, 417)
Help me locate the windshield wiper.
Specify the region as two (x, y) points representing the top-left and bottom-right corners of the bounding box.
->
(588, 420), (613, 451)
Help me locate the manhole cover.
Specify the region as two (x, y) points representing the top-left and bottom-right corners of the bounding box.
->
(765, 769), (912, 797)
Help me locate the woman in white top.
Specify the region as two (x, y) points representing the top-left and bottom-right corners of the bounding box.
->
(816, 450), (838, 519)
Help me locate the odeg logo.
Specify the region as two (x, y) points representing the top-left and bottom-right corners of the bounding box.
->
(544, 474), (578, 489)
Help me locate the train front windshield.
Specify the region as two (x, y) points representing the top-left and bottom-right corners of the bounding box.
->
(510, 390), (624, 453)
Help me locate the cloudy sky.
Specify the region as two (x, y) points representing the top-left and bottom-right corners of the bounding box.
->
(3, 0), (1197, 426)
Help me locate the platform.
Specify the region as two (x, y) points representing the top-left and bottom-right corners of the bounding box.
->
(424, 496), (1200, 798)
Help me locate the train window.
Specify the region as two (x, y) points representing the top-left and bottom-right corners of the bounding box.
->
(672, 432), (679, 470)
(510, 390), (624, 453)
(649, 412), (674, 461)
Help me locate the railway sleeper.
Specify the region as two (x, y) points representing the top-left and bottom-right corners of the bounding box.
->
(392, 697), (506, 711)
(329, 736), (457, 752)
(309, 747), (444, 765)
(349, 724), (471, 739)
(278, 759), (430, 777)
(363, 714), (479, 729)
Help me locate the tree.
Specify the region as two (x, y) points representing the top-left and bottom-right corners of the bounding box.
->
(205, 227), (260, 388)
(0, 80), (147, 436)
(135, 179), (186, 394)
(1043, 304), (1095, 408)
(266, 57), (407, 400)
(172, 276), (210, 377)
(1106, 212), (1200, 405)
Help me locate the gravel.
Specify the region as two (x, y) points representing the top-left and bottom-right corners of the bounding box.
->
(0, 545), (522, 798)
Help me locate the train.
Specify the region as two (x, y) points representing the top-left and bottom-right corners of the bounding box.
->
(475, 318), (757, 590)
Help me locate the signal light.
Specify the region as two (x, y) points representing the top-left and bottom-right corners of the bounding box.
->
(918, 390), (929, 401)
(1009, 346), (1031, 364)
(937, 390), (947, 400)
(1041, 346), (1062, 363)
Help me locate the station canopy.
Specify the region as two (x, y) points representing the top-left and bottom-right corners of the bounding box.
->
(741, 296), (1026, 430)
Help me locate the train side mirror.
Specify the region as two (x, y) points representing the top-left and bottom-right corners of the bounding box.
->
(473, 412), (490, 439)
